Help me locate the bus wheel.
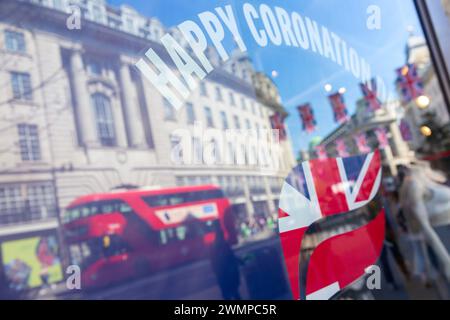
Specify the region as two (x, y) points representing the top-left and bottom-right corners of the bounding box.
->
(134, 259), (151, 278)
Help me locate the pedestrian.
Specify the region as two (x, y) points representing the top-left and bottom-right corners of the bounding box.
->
(209, 222), (242, 300)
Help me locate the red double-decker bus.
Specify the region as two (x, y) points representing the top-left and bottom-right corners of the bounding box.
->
(62, 185), (235, 289)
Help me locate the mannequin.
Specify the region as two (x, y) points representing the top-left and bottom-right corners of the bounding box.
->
(399, 162), (450, 282)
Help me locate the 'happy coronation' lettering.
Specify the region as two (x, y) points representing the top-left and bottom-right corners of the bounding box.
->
(136, 3), (377, 109)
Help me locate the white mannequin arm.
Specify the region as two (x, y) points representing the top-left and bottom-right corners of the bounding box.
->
(410, 180), (450, 281)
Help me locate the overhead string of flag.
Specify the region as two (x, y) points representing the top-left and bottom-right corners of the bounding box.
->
(288, 63), (424, 159)
(297, 103), (317, 133)
(396, 63), (424, 104)
(269, 112), (288, 141)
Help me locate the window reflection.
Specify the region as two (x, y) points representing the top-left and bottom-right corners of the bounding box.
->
(0, 0), (449, 301)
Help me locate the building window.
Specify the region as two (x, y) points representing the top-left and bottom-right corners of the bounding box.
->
(200, 176), (211, 185)
(11, 72), (32, 101)
(151, 25), (162, 39)
(229, 92), (236, 106)
(187, 176), (198, 186)
(204, 106), (214, 128)
(92, 5), (103, 22)
(233, 115), (241, 129)
(170, 133), (183, 162)
(91, 93), (116, 146)
(0, 186), (22, 224)
(193, 137), (202, 163)
(53, 0), (64, 11)
(234, 176), (243, 192)
(170, 134), (181, 149)
(163, 98), (176, 121)
(186, 102), (195, 124)
(200, 82), (207, 96)
(251, 102), (256, 114)
(125, 17), (134, 32)
(0, 182), (56, 225)
(242, 69), (248, 81)
(27, 183), (57, 220)
(212, 138), (221, 163)
(176, 177), (185, 186)
(231, 63), (237, 74)
(215, 86), (222, 101)
(217, 176), (225, 189)
(241, 97), (246, 110)
(4, 30), (26, 53)
(87, 59), (103, 76)
(227, 141), (235, 164)
(220, 111), (229, 129)
(18, 124), (41, 161)
(245, 119), (252, 130)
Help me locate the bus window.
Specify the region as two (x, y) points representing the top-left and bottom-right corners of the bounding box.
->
(67, 207), (81, 222)
(142, 189), (225, 208)
(102, 235), (130, 257)
(69, 244), (82, 266)
(159, 227), (189, 245)
(204, 220), (215, 233)
(68, 240), (101, 269)
(158, 220), (218, 246)
(143, 195), (167, 207)
(99, 202), (113, 214)
(65, 205), (89, 222)
(81, 206), (91, 218)
(159, 230), (168, 245)
(90, 204), (99, 216)
(188, 190), (224, 202)
(167, 228), (175, 241)
(81, 242), (92, 261)
(168, 195), (184, 206)
(65, 200), (133, 223)
(119, 202), (132, 213)
(176, 226), (187, 241)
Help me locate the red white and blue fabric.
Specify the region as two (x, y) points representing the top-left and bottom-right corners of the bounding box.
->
(315, 145), (327, 160)
(329, 92), (349, 124)
(360, 79), (382, 112)
(270, 113), (287, 141)
(278, 151), (385, 300)
(298, 104), (317, 133)
(396, 63), (424, 104)
(335, 139), (349, 157)
(375, 127), (389, 149)
(354, 132), (371, 154)
(400, 119), (413, 142)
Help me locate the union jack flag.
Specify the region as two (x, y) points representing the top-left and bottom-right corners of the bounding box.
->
(298, 104), (317, 133)
(354, 132), (371, 154)
(335, 139), (349, 157)
(360, 78), (382, 112)
(278, 151), (384, 300)
(329, 92), (349, 124)
(270, 112), (287, 141)
(375, 127), (389, 149)
(396, 63), (424, 104)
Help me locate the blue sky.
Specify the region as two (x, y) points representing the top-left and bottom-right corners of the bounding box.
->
(108, 0), (423, 155)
